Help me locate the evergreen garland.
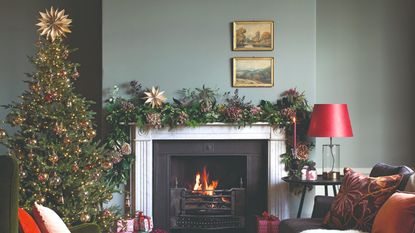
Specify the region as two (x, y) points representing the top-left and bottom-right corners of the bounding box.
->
(104, 83), (315, 186)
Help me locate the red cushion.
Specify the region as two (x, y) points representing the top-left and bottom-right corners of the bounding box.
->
(18, 208), (41, 233)
(372, 192), (415, 233)
(323, 167), (403, 232)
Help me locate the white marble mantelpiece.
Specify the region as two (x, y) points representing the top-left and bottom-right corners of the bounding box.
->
(132, 123), (289, 219)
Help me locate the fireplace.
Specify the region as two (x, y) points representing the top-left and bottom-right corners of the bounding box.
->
(131, 124), (289, 232)
(154, 140), (267, 232)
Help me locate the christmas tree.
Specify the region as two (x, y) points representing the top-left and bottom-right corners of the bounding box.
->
(0, 7), (117, 231)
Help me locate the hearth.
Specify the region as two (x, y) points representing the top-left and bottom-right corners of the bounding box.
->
(154, 140), (267, 233)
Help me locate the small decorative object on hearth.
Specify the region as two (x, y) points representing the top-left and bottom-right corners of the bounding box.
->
(256, 211), (280, 233)
(134, 211), (153, 232)
(308, 104), (353, 179)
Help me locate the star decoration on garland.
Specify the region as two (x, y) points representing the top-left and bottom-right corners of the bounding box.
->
(36, 7), (72, 42)
(143, 87), (166, 108)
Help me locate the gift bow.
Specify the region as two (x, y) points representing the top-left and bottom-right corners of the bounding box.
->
(262, 211), (277, 220)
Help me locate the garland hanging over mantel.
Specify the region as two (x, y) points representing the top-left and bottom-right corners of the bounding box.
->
(104, 82), (315, 186)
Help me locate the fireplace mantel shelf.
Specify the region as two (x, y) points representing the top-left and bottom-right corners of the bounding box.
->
(130, 123), (289, 220)
(131, 122), (285, 141)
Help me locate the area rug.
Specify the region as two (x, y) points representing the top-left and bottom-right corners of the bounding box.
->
(300, 230), (368, 233)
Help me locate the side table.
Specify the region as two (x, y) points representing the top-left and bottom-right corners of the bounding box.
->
(282, 175), (343, 218)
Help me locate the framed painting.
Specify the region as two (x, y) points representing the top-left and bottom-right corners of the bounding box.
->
(233, 21), (274, 51)
(232, 57), (274, 87)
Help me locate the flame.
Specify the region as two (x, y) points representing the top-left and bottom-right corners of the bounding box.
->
(193, 166), (218, 196)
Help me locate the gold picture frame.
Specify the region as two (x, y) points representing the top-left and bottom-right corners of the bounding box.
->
(232, 57), (274, 87)
(233, 21), (274, 51)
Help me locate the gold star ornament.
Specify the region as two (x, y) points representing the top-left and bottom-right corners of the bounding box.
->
(36, 7), (72, 42)
(144, 87), (166, 108)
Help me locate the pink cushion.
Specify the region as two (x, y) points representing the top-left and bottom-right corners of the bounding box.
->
(32, 202), (71, 233)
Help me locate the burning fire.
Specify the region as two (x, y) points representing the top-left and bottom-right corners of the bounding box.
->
(193, 166), (218, 196)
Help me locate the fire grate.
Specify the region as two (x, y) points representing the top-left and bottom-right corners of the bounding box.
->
(170, 188), (245, 230)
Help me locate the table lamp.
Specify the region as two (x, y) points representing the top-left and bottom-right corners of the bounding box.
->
(307, 104), (353, 179)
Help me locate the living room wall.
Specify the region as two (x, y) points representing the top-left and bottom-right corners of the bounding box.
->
(316, 0), (415, 169)
(102, 0), (317, 104)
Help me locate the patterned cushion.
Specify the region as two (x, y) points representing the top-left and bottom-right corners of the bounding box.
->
(323, 168), (402, 232)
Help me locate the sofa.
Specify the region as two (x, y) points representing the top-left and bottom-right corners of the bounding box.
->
(0, 155), (101, 233)
(279, 163), (414, 233)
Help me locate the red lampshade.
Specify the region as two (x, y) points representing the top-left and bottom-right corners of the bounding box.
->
(307, 104), (353, 137)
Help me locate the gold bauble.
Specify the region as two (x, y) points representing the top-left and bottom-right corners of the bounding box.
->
(79, 120), (90, 128)
(74, 146), (82, 154)
(36, 195), (46, 204)
(48, 153), (59, 164)
(80, 213), (91, 223)
(102, 161), (113, 170)
(86, 129), (96, 139)
(27, 138), (37, 145)
(63, 136), (71, 145)
(0, 128), (7, 140)
(13, 115), (25, 125)
(30, 83), (41, 93)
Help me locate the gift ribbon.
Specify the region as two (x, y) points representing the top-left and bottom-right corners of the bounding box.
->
(261, 211), (278, 232)
(136, 211), (152, 231)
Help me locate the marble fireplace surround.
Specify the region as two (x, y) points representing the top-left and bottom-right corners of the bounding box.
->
(132, 123), (289, 219)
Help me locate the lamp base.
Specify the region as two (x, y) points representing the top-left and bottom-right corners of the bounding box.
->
(322, 171), (340, 180)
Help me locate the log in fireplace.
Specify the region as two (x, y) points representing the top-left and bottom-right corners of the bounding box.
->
(154, 140), (267, 233)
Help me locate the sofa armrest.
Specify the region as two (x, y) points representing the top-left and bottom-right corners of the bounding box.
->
(69, 223), (100, 233)
(311, 195), (335, 218)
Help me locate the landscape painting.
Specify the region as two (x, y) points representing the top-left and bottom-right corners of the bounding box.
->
(232, 57), (274, 87)
(233, 21), (274, 51)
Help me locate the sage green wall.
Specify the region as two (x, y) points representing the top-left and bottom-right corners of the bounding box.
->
(103, 0), (317, 218)
(316, 0), (415, 168)
(103, 0), (317, 104)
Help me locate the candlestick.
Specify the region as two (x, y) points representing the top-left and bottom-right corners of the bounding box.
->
(293, 116), (297, 156)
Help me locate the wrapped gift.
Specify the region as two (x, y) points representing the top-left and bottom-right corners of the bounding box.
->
(307, 170), (317, 180)
(256, 211), (280, 233)
(116, 218), (135, 233)
(134, 211), (153, 232)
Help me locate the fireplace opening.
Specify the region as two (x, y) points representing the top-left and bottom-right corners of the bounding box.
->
(154, 140), (267, 233)
(170, 157), (247, 231)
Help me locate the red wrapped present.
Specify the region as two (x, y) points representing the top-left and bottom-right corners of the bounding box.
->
(256, 211), (280, 233)
(116, 218), (135, 233)
(133, 211), (153, 232)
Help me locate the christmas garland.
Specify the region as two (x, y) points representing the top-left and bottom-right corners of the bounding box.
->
(104, 82), (315, 186)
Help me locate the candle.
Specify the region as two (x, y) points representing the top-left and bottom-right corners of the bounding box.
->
(293, 116), (297, 155)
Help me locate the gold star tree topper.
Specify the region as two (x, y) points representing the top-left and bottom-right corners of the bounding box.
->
(36, 7), (72, 42)
(144, 87), (166, 108)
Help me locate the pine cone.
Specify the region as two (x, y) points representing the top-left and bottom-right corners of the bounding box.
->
(296, 143), (309, 160)
(146, 112), (162, 129)
(120, 101), (135, 112)
(177, 111), (189, 125)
